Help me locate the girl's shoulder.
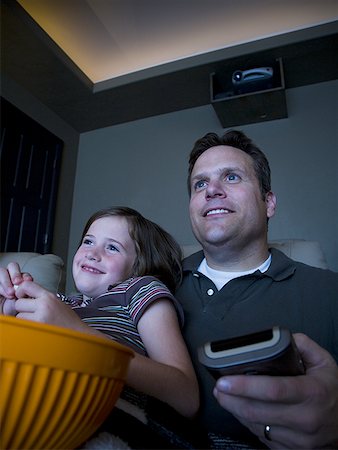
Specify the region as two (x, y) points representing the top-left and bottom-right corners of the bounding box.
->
(121, 275), (169, 292)
(98, 276), (169, 299)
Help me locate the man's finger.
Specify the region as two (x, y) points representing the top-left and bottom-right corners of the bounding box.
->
(215, 373), (308, 403)
(293, 333), (337, 370)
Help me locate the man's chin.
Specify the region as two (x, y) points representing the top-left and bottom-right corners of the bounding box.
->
(203, 231), (231, 246)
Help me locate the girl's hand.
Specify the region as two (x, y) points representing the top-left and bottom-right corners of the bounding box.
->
(1, 297), (17, 316)
(0, 262), (33, 314)
(14, 280), (107, 338)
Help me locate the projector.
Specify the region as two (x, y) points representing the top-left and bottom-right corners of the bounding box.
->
(232, 67), (273, 94)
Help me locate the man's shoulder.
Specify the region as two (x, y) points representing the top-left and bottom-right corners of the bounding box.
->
(270, 248), (338, 283)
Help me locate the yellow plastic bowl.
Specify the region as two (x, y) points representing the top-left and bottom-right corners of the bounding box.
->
(0, 316), (134, 450)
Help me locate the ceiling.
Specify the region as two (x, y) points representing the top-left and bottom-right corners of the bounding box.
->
(1, 0), (338, 132)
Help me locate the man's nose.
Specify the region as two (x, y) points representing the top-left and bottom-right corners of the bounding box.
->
(206, 180), (227, 198)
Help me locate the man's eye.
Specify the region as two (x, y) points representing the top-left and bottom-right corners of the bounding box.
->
(194, 180), (207, 190)
(226, 173), (241, 183)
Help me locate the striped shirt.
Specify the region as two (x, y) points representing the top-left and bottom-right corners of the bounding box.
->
(60, 276), (184, 355)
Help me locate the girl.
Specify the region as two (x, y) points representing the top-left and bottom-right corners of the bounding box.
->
(0, 207), (200, 447)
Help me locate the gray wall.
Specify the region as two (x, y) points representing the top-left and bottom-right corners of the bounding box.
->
(66, 80), (338, 291)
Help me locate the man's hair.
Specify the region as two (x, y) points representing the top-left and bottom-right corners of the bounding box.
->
(80, 206), (182, 293)
(187, 130), (271, 199)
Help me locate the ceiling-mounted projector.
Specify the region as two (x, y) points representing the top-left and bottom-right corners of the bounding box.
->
(232, 67), (273, 94)
(232, 67), (273, 85)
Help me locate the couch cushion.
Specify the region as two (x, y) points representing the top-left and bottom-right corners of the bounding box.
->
(268, 239), (328, 270)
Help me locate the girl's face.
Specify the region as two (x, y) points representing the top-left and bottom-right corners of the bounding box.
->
(72, 216), (137, 298)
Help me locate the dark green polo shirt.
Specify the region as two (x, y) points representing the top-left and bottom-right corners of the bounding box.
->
(176, 248), (338, 445)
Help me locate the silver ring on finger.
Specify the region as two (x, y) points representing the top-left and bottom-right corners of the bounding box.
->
(264, 425), (272, 441)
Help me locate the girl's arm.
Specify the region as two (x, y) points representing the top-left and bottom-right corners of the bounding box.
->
(126, 299), (200, 418)
(11, 281), (200, 417)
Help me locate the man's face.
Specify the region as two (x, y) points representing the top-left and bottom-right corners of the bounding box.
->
(189, 145), (276, 249)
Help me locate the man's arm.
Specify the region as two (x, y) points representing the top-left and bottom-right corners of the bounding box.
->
(213, 333), (338, 449)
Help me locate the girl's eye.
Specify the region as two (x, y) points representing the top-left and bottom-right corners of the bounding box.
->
(226, 173), (241, 183)
(83, 238), (93, 245)
(107, 244), (119, 252)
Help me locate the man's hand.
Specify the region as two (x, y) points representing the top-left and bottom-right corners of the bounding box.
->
(213, 333), (338, 449)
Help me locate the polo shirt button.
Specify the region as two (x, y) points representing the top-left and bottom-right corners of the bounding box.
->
(207, 288), (214, 296)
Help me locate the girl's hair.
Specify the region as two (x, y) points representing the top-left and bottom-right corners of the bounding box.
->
(80, 206), (182, 293)
(187, 129), (271, 200)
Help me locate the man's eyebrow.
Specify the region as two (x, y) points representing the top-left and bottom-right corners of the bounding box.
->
(220, 166), (246, 174)
(192, 166), (245, 181)
(191, 171), (208, 182)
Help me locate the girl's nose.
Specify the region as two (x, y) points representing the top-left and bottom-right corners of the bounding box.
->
(86, 250), (100, 261)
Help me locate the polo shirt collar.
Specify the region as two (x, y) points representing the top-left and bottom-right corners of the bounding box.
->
(182, 247), (296, 281)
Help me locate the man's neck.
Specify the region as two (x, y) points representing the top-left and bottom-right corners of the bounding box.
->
(203, 240), (270, 272)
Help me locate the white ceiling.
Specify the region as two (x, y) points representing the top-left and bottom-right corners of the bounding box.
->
(17, 0), (338, 90)
(4, 1), (337, 131)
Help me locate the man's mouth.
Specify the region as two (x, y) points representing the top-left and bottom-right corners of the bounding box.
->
(205, 208), (233, 217)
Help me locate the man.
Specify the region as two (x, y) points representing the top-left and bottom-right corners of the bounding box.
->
(176, 130), (338, 448)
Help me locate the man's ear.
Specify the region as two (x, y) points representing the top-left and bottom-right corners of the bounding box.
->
(265, 191), (277, 219)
